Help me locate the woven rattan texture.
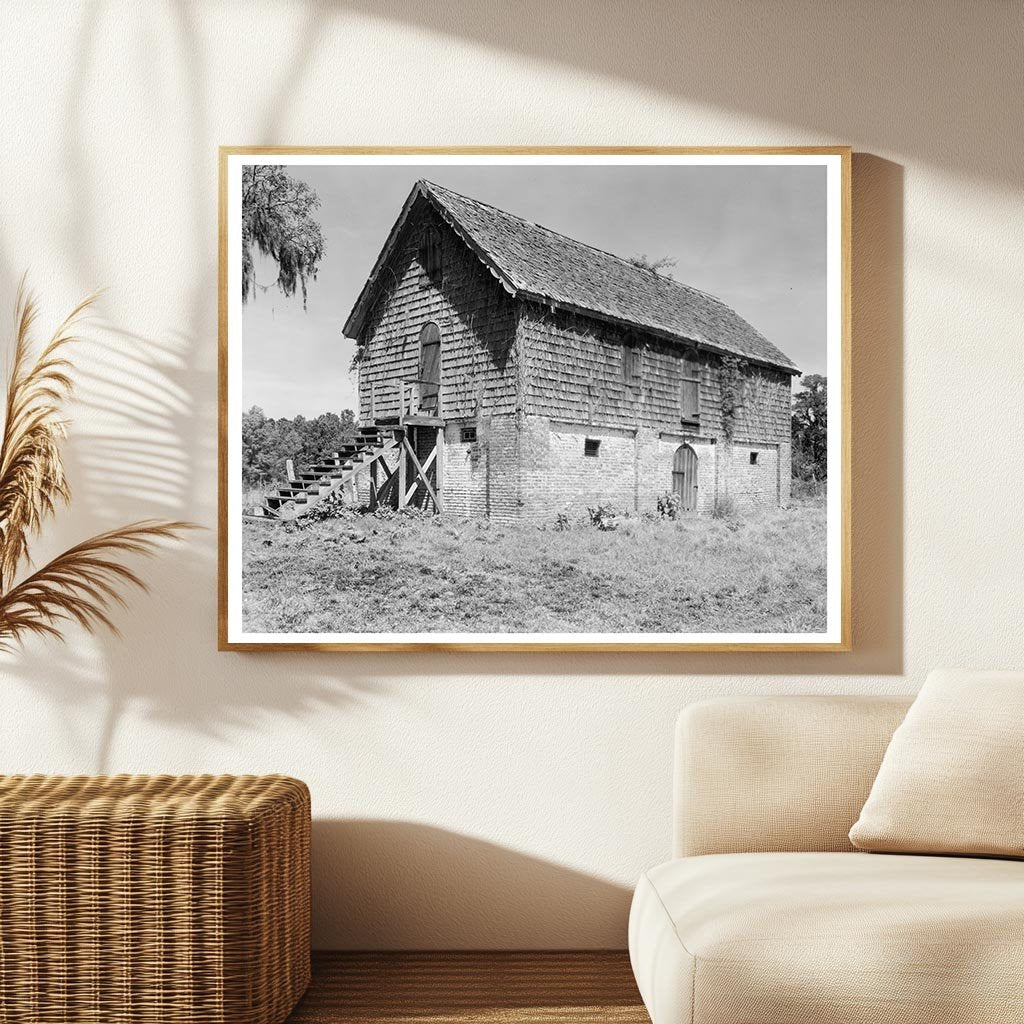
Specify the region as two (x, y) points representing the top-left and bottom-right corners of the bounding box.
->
(0, 774), (310, 1024)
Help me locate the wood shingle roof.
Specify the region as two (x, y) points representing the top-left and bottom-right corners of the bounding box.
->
(344, 180), (800, 374)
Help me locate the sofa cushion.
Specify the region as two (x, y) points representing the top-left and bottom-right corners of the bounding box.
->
(629, 852), (1024, 1024)
(675, 695), (912, 857)
(849, 669), (1024, 857)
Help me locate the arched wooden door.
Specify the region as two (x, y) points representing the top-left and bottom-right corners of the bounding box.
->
(672, 444), (699, 511)
(418, 322), (441, 415)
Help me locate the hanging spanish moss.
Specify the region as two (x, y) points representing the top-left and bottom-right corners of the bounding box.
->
(241, 165), (325, 310)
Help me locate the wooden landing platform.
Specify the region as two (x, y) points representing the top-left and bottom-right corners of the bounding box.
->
(287, 951), (649, 1024)
(397, 415), (446, 427)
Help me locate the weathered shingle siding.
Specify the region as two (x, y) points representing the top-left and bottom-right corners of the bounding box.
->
(357, 201), (519, 422)
(520, 302), (704, 430)
(518, 301), (792, 445)
(727, 362), (794, 447)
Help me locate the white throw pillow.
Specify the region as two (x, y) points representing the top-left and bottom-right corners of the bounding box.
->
(850, 669), (1024, 857)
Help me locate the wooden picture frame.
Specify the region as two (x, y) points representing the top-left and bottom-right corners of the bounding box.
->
(219, 147), (851, 651)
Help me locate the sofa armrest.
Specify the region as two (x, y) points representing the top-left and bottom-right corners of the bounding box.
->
(674, 695), (913, 857)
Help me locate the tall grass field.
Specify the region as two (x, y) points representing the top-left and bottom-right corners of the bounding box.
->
(241, 496), (827, 635)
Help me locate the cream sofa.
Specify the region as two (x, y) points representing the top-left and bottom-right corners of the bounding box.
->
(628, 695), (1024, 1024)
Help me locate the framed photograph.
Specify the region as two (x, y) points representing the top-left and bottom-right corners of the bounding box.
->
(219, 147), (850, 651)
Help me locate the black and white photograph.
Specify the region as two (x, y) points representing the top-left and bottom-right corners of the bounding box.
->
(220, 149), (849, 649)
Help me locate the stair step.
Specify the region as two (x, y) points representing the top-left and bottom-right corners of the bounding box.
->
(255, 437), (396, 520)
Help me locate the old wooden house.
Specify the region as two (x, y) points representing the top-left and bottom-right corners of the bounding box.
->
(256, 180), (800, 522)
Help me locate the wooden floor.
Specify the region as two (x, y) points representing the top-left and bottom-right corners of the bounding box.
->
(287, 952), (650, 1023)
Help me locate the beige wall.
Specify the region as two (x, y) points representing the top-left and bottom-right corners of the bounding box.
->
(0, 1), (1021, 949)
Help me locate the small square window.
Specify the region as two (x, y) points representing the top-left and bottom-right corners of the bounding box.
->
(460, 426), (477, 443)
(584, 438), (601, 457)
(749, 451), (759, 465)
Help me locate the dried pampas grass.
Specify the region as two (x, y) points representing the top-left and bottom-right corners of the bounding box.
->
(0, 281), (195, 650)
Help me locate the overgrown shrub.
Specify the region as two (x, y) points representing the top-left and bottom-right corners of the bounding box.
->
(657, 492), (682, 520)
(791, 477), (827, 503)
(296, 490), (351, 525)
(587, 503), (620, 531)
(353, 504), (435, 522)
(712, 494), (737, 520)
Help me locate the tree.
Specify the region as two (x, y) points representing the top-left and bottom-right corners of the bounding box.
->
(240, 406), (357, 488)
(241, 406), (278, 485)
(791, 374), (827, 481)
(626, 253), (677, 278)
(242, 166), (325, 309)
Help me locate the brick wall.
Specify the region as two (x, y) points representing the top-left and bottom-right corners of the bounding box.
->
(440, 415), (523, 521)
(720, 440), (781, 512)
(516, 421), (787, 520)
(778, 439), (792, 505)
(516, 421), (724, 522)
(518, 419), (637, 523)
(440, 429), (486, 518)
(353, 420), (786, 520)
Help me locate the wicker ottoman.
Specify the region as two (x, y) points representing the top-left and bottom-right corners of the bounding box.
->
(0, 774), (310, 1024)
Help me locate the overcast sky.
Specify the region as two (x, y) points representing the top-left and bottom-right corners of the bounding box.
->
(242, 162), (826, 419)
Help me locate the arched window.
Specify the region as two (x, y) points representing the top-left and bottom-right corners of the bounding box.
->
(680, 348), (700, 425)
(417, 322), (442, 415)
(420, 225), (442, 283)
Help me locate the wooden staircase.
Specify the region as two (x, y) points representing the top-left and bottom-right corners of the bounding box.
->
(247, 426), (399, 521)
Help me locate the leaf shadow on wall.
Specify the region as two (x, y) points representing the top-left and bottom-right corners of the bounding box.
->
(310, 819), (633, 949)
(337, 0), (1021, 190)
(0, 321), (386, 774)
(0, 0), (385, 773)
